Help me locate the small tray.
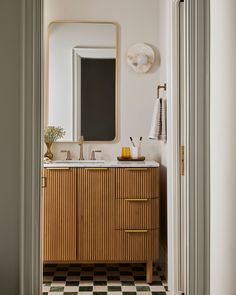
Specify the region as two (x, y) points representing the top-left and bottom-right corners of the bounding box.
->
(117, 156), (146, 161)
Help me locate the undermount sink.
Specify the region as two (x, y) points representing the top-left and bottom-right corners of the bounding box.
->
(53, 160), (105, 164)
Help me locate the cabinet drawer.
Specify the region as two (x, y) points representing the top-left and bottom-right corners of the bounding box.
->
(116, 168), (159, 199)
(115, 229), (159, 261)
(115, 198), (159, 230)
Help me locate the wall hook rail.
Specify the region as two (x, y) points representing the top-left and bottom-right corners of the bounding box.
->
(157, 83), (167, 98)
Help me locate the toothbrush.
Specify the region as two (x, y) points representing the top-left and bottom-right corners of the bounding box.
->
(130, 137), (136, 147)
(138, 136), (143, 148)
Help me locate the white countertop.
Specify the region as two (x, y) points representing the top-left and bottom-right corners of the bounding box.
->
(44, 160), (160, 168)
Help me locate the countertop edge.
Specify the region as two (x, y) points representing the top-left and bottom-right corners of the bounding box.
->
(44, 160), (160, 168)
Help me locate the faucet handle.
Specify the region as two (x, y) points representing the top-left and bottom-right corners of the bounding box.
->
(78, 136), (84, 145)
(61, 150), (72, 160)
(90, 150), (102, 160)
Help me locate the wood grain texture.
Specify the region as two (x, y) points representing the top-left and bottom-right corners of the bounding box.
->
(116, 168), (159, 199)
(43, 168), (77, 261)
(43, 166), (160, 274)
(77, 168), (115, 261)
(115, 198), (159, 230)
(146, 261), (153, 283)
(115, 229), (159, 261)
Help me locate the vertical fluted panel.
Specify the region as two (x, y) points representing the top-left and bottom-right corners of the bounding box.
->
(115, 198), (159, 230)
(115, 230), (159, 261)
(77, 168), (115, 261)
(115, 168), (159, 262)
(116, 168), (159, 199)
(43, 167), (159, 265)
(43, 168), (77, 261)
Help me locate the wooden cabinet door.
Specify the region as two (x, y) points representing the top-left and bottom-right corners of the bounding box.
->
(77, 168), (115, 261)
(43, 168), (77, 261)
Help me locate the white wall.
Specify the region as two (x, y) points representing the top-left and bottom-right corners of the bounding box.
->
(44, 0), (168, 165)
(210, 0), (236, 294)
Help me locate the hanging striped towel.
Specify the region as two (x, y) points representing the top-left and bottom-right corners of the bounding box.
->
(149, 98), (167, 142)
(148, 98), (162, 140)
(159, 98), (167, 142)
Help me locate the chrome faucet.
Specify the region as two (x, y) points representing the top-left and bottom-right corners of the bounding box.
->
(78, 136), (84, 160)
(61, 150), (72, 160)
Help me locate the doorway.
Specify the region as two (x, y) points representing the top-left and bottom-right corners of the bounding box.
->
(18, 0), (210, 295)
(41, 1), (185, 294)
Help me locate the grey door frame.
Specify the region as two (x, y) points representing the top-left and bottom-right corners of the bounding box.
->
(19, 0), (210, 294)
(186, 0), (210, 294)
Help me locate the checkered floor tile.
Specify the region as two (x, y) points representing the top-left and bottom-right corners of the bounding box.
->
(42, 263), (168, 295)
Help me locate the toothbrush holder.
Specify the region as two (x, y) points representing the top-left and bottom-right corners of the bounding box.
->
(131, 146), (141, 159)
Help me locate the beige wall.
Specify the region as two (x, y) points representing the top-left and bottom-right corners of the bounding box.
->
(44, 0), (168, 166)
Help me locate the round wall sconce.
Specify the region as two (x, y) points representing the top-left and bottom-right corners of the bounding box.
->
(127, 43), (155, 73)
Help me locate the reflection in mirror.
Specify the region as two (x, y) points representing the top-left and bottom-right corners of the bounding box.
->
(47, 22), (117, 141)
(73, 48), (116, 141)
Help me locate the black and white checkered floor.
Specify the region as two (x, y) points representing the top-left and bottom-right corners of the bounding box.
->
(43, 263), (168, 295)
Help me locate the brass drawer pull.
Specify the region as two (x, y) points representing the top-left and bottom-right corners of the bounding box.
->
(85, 168), (108, 171)
(125, 229), (148, 233)
(47, 167), (70, 170)
(125, 198), (148, 202)
(126, 168), (148, 171)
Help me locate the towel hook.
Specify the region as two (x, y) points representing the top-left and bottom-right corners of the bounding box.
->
(157, 83), (167, 98)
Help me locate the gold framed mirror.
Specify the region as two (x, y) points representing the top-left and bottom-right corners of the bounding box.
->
(45, 22), (118, 142)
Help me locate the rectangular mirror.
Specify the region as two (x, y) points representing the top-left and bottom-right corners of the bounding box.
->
(46, 22), (117, 142)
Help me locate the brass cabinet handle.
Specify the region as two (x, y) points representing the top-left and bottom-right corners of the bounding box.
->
(126, 168), (148, 171)
(125, 230), (148, 233)
(85, 168), (108, 171)
(125, 198), (148, 202)
(41, 176), (47, 188)
(46, 167), (70, 170)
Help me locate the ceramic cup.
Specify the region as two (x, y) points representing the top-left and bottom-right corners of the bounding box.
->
(131, 147), (140, 159)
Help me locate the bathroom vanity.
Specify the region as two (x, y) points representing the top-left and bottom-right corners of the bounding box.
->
(43, 161), (159, 282)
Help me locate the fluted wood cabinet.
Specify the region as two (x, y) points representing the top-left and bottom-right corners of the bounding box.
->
(43, 168), (77, 261)
(77, 168), (115, 261)
(43, 166), (159, 282)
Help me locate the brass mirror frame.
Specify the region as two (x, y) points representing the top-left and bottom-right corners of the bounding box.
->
(44, 21), (120, 143)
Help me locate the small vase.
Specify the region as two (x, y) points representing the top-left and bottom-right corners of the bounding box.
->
(44, 142), (53, 160)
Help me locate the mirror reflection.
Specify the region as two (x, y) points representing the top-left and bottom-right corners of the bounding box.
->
(47, 22), (117, 141)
